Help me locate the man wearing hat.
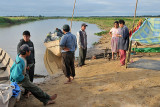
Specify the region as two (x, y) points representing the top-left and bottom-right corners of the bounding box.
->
(77, 23), (88, 67)
(60, 24), (77, 84)
(10, 44), (57, 105)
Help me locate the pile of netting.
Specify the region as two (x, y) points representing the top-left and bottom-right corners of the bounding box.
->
(44, 28), (63, 43)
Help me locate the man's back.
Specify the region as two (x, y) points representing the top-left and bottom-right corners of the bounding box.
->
(10, 55), (25, 82)
(60, 32), (77, 52)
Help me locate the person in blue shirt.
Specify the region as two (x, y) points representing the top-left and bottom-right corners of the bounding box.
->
(10, 44), (57, 106)
(60, 24), (77, 84)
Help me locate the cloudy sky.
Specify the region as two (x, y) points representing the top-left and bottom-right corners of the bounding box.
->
(0, 0), (160, 16)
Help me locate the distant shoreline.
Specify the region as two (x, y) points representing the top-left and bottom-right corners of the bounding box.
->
(1, 16), (159, 27)
(0, 16), (67, 27)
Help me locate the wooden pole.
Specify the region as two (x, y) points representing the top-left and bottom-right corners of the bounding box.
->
(126, 0), (138, 67)
(70, 0), (76, 32)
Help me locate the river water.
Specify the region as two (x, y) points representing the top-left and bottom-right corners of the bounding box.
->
(0, 19), (101, 81)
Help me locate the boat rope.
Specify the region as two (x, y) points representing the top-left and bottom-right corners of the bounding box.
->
(70, 0), (76, 31)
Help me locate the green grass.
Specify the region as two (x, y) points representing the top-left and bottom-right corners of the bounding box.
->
(0, 16), (71, 27)
(0, 16), (158, 32)
(70, 17), (147, 36)
(94, 30), (109, 36)
(0, 16), (54, 27)
(0, 16), (147, 29)
(71, 17), (144, 30)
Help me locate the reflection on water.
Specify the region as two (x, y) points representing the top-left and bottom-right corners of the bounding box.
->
(0, 19), (101, 78)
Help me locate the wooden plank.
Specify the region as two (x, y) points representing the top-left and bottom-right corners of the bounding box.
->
(0, 76), (9, 81)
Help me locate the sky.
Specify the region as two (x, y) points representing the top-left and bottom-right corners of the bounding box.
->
(0, 0), (160, 16)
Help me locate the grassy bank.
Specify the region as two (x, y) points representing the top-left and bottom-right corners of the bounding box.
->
(0, 16), (65, 27)
(0, 16), (146, 29)
(71, 17), (146, 36)
(0, 17), (41, 26)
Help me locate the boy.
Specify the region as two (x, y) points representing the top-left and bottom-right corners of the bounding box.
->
(17, 31), (35, 82)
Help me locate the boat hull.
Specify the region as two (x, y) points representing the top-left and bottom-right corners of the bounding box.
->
(44, 40), (61, 57)
(0, 48), (14, 84)
(44, 49), (62, 75)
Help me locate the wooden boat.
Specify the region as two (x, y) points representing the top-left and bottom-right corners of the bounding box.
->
(0, 48), (13, 84)
(44, 39), (61, 57)
(44, 49), (62, 75)
(0, 48), (22, 107)
(0, 48), (14, 84)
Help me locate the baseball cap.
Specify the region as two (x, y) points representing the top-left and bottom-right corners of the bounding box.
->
(81, 23), (88, 27)
(19, 44), (32, 55)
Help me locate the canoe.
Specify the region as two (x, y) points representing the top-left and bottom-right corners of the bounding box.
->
(0, 48), (14, 84)
(44, 39), (61, 57)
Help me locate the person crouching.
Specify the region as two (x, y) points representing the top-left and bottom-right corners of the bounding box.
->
(10, 44), (57, 106)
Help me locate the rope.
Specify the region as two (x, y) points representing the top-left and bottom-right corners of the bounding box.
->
(70, 0), (76, 31)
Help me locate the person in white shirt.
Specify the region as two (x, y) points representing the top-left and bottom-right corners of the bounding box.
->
(109, 21), (120, 60)
(77, 23), (88, 67)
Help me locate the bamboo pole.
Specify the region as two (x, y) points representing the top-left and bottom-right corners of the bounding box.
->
(126, 0), (138, 67)
(70, 0), (76, 32)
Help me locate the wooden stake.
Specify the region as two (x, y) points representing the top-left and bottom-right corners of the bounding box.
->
(70, 0), (76, 32)
(126, 0), (138, 67)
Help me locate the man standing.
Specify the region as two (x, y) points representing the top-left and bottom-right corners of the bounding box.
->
(117, 20), (129, 66)
(77, 23), (88, 67)
(17, 30), (35, 82)
(60, 24), (77, 84)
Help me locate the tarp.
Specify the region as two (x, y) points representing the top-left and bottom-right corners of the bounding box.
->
(131, 18), (160, 44)
(132, 47), (160, 53)
(127, 59), (160, 71)
(11, 82), (21, 98)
